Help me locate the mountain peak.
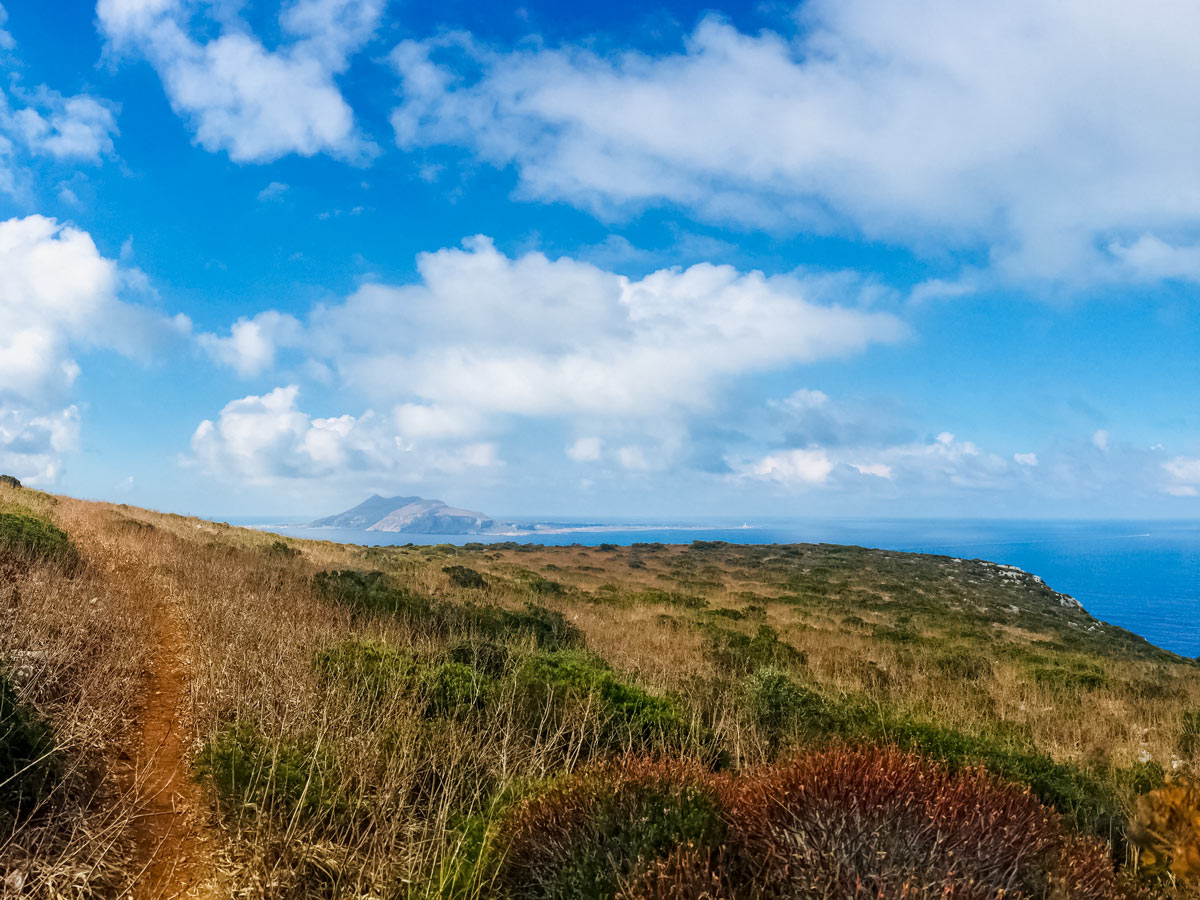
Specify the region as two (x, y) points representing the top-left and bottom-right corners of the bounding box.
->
(311, 495), (495, 534)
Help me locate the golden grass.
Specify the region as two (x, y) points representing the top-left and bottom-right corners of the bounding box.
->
(4, 486), (1200, 896)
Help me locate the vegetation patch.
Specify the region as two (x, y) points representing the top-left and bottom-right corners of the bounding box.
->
(443, 565), (487, 589)
(0, 669), (60, 823)
(196, 723), (351, 827)
(0, 512), (80, 571)
(517, 651), (689, 751)
(495, 757), (724, 900)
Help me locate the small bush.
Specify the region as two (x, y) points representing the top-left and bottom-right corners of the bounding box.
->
(741, 667), (835, 749)
(422, 661), (490, 718)
(196, 723), (349, 826)
(0, 512), (80, 572)
(495, 757), (724, 900)
(0, 669), (60, 823)
(314, 640), (416, 703)
(1032, 664), (1108, 691)
(1179, 710), (1200, 758)
(932, 647), (990, 680)
(312, 569), (434, 621)
(708, 624), (805, 675)
(264, 539), (300, 559)
(707, 746), (1119, 900)
(443, 565), (487, 589)
(518, 651), (686, 750)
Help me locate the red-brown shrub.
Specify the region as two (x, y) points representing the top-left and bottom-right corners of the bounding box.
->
(495, 746), (1123, 900)
(714, 745), (1119, 900)
(496, 756), (725, 900)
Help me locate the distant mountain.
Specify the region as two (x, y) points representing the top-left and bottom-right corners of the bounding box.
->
(311, 495), (495, 534)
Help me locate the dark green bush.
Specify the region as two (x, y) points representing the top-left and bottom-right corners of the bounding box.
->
(314, 640), (416, 702)
(0, 512), (80, 571)
(264, 539), (300, 559)
(742, 666), (834, 749)
(1032, 663), (1107, 691)
(932, 647), (990, 680)
(422, 661), (490, 718)
(443, 565), (487, 589)
(0, 670), (59, 822)
(196, 723), (349, 826)
(312, 569), (434, 621)
(518, 651), (686, 749)
(708, 624), (805, 675)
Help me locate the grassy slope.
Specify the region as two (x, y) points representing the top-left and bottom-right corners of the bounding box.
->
(2, 483), (1197, 896)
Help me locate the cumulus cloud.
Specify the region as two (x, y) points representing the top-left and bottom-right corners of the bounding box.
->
(1014, 452), (1039, 467)
(199, 310), (303, 376)
(391, 0), (1200, 283)
(567, 436), (603, 462)
(195, 237), (901, 484)
(189, 385), (501, 483)
(97, 0), (380, 162)
(1163, 457), (1200, 497)
(0, 406), (79, 486)
(6, 90), (118, 161)
(310, 236), (905, 418)
(0, 215), (186, 482)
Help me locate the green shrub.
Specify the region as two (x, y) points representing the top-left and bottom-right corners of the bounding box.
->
(1180, 711), (1200, 757)
(932, 647), (990, 680)
(422, 661), (490, 718)
(315, 641), (490, 719)
(0, 669), (59, 822)
(314, 640), (416, 702)
(443, 565), (487, 589)
(264, 539), (300, 559)
(446, 639), (511, 677)
(708, 624), (805, 675)
(742, 666), (833, 749)
(312, 569), (434, 621)
(496, 757), (724, 900)
(196, 723), (349, 826)
(0, 512), (80, 571)
(518, 651), (686, 749)
(1031, 663), (1108, 691)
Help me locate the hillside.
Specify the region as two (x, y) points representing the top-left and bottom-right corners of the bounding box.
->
(312, 495), (495, 534)
(2, 483), (1198, 897)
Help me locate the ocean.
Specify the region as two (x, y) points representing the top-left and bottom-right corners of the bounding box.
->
(242, 517), (1200, 658)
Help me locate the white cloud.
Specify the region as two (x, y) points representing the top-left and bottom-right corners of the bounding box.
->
(391, 1), (1200, 283)
(616, 445), (651, 471)
(190, 385), (502, 483)
(97, 0), (380, 162)
(7, 90), (118, 161)
(1092, 429), (1110, 452)
(567, 436), (603, 462)
(1163, 457), (1200, 497)
(0, 406), (79, 486)
(199, 310), (303, 376)
(735, 448), (834, 486)
(851, 462), (892, 479)
(0, 215), (186, 483)
(310, 236), (905, 419)
(257, 180), (289, 201)
(1014, 452), (1038, 467)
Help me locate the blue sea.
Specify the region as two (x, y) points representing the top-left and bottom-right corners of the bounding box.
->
(238, 517), (1200, 658)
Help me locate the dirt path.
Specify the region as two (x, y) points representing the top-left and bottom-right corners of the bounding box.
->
(124, 595), (220, 900)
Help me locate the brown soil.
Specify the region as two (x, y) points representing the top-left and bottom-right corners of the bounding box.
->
(124, 597), (220, 899)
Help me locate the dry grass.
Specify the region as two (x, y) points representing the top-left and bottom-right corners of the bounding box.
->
(3, 487), (1199, 897)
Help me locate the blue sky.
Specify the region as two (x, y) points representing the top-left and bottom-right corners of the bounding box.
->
(2, 0), (1200, 520)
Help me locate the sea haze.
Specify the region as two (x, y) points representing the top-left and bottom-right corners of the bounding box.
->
(233, 517), (1200, 658)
